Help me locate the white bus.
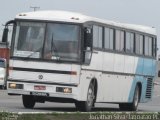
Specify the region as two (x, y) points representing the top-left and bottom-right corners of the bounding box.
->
(2, 10), (157, 111)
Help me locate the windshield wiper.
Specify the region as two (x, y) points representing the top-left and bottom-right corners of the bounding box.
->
(51, 34), (61, 61)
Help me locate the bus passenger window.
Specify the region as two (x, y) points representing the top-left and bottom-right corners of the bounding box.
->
(148, 37), (152, 56)
(153, 38), (156, 57)
(135, 34), (143, 55)
(93, 25), (102, 48)
(115, 30), (124, 51)
(144, 36), (149, 56)
(104, 28), (110, 49)
(126, 32), (134, 53)
(104, 28), (114, 50)
(139, 35), (143, 55)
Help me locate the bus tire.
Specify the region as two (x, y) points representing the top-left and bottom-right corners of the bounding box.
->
(2, 84), (6, 90)
(22, 95), (35, 109)
(119, 85), (140, 111)
(75, 82), (95, 112)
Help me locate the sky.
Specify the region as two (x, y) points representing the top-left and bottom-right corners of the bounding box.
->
(0, 0), (160, 54)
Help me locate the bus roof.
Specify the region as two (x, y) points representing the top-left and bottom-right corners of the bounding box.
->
(16, 10), (156, 35)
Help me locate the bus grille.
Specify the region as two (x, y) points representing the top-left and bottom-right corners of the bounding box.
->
(145, 78), (153, 99)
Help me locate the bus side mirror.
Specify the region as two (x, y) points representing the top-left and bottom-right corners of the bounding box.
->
(83, 28), (92, 65)
(2, 27), (9, 43)
(84, 28), (92, 48)
(2, 20), (15, 43)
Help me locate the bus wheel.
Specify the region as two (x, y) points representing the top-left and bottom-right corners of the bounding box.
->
(75, 82), (95, 112)
(119, 85), (140, 111)
(2, 85), (6, 90)
(22, 95), (35, 109)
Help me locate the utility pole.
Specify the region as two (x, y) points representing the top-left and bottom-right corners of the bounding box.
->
(30, 6), (40, 12)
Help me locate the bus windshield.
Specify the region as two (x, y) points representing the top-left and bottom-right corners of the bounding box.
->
(13, 22), (81, 62)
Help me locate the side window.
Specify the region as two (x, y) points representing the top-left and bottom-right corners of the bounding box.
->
(135, 34), (140, 54)
(93, 25), (102, 48)
(126, 32), (134, 53)
(93, 25), (98, 48)
(153, 38), (156, 57)
(98, 27), (103, 48)
(139, 35), (143, 55)
(145, 36), (153, 57)
(115, 30), (120, 51)
(135, 34), (143, 55)
(120, 31), (125, 51)
(115, 30), (124, 51)
(148, 37), (152, 56)
(104, 27), (114, 50)
(144, 36), (149, 56)
(110, 29), (114, 50)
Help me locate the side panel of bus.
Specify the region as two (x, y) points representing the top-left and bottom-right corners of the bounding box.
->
(81, 51), (155, 103)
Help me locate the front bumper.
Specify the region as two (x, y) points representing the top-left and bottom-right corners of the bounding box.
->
(7, 81), (79, 101)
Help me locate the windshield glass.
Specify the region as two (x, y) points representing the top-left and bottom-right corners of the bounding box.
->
(44, 23), (80, 61)
(12, 22), (81, 62)
(13, 22), (45, 58)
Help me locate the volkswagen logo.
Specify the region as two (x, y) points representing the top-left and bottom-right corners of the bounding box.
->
(38, 75), (43, 80)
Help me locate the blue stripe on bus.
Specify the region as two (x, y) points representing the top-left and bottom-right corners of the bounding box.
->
(143, 59), (153, 76)
(135, 58), (143, 75)
(152, 60), (156, 76)
(128, 58), (155, 103)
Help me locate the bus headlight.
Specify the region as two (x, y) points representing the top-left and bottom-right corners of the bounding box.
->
(9, 83), (23, 89)
(9, 83), (16, 88)
(64, 88), (72, 93)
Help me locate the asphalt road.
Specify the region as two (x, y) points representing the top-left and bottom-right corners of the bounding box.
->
(0, 84), (160, 112)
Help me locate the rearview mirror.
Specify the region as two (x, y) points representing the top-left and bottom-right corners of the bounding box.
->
(84, 28), (92, 48)
(2, 27), (9, 43)
(2, 20), (15, 43)
(83, 27), (92, 65)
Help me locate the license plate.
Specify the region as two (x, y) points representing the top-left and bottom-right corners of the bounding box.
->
(34, 85), (46, 90)
(30, 92), (49, 97)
